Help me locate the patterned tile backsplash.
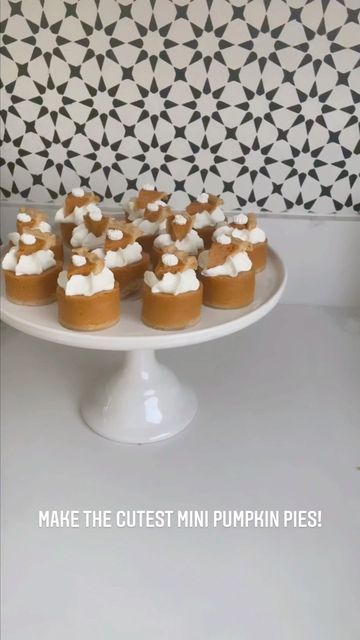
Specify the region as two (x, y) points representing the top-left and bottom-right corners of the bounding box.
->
(0, 0), (359, 214)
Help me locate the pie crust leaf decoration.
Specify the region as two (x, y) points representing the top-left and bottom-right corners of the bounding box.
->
(104, 219), (143, 251)
(135, 190), (168, 210)
(63, 191), (100, 217)
(16, 229), (56, 257)
(17, 208), (49, 233)
(207, 242), (236, 268)
(143, 204), (172, 224)
(155, 249), (198, 278)
(186, 194), (223, 216)
(166, 212), (193, 241)
(84, 212), (109, 237)
(68, 248), (104, 278)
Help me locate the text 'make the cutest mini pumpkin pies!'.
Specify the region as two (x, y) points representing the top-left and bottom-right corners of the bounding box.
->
(93, 219), (150, 298)
(70, 204), (109, 250)
(8, 207), (63, 262)
(199, 234), (255, 309)
(131, 199), (171, 254)
(142, 249), (203, 331)
(2, 229), (62, 305)
(124, 184), (168, 222)
(55, 187), (100, 247)
(152, 211), (204, 267)
(57, 248), (120, 332)
(214, 213), (268, 273)
(186, 193), (225, 249)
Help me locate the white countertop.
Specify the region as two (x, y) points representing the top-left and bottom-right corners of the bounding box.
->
(1, 305), (360, 640)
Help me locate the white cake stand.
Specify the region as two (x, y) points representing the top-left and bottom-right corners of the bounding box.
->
(1, 248), (286, 444)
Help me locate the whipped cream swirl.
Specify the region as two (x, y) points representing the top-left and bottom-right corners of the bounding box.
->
(93, 242), (143, 268)
(144, 269), (200, 295)
(199, 249), (252, 278)
(132, 216), (167, 235)
(192, 206), (225, 229)
(2, 246), (56, 275)
(231, 227), (266, 244)
(213, 221), (266, 245)
(154, 229), (204, 255)
(57, 266), (115, 297)
(55, 202), (94, 225)
(70, 222), (107, 249)
(9, 219), (51, 246)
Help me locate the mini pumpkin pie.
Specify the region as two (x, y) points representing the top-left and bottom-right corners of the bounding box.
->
(214, 213), (267, 273)
(2, 230), (61, 305)
(142, 249), (202, 330)
(124, 184), (168, 222)
(55, 187), (100, 247)
(8, 207), (63, 262)
(152, 212), (204, 267)
(57, 249), (119, 331)
(70, 204), (108, 250)
(94, 219), (149, 298)
(199, 234), (255, 309)
(186, 193), (225, 248)
(132, 200), (171, 254)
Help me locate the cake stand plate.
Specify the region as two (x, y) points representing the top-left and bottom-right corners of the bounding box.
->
(1, 248), (286, 443)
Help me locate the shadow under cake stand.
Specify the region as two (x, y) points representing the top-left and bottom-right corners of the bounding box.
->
(1, 248), (286, 444)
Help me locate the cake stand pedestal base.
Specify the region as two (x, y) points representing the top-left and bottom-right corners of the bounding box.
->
(80, 349), (197, 444)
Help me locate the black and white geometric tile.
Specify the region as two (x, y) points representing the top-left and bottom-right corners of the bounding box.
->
(1, 0), (359, 214)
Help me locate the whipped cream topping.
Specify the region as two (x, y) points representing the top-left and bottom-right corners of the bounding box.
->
(94, 242), (143, 269)
(8, 220), (52, 247)
(217, 233), (231, 245)
(247, 227), (267, 244)
(57, 266), (115, 297)
(15, 214), (51, 234)
(162, 253), (178, 266)
(38, 220), (52, 233)
(2, 246), (56, 275)
(55, 202), (93, 225)
(142, 184), (155, 191)
(132, 216), (167, 235)
(200, 249), (252, 278)
(212, 225), (233, 241)
(154, 229), (204, 255)
(70, 222), (107, 250)
(232, 213), (248, 225)
(88, 204), (102, 221)
(144, 269), (200, 296)
(231, 227), (266, 244)
(107, 228), (123, 241)
(72, 254), (87, 267)
(192, 206), (225, 229)
(7, 231), (20, 245)
(231, 228), (247, 241)
(174, 214), (187, 225)
(21, 232), (36, 245)
(71, 187), (84, 197)
(147, 200), (166, 212)
(198, 192), (209, 204)
(214, 223), (266, 245)
(17, 212), (31, 223)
